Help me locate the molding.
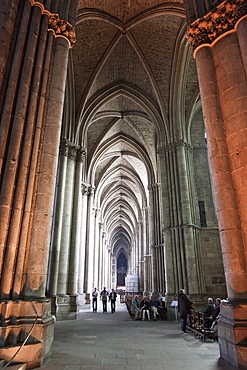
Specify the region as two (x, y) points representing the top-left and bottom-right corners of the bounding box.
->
(187, 0), (247, 50)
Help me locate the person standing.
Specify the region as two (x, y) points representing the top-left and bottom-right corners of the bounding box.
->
(178, 289), (192, 333)
(92, 287), (98, 312)
(109, 288), (117, 313)
(100, 287), (108, 313)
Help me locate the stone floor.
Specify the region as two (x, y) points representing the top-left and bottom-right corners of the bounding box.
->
(36, 300), (237, 370)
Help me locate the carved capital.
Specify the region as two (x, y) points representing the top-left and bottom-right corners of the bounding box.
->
(59, 139), (69, 157)
(88, 186), (95, 196)
(81, 184), (89, 196)
(30, 1), (76, 47)
(68, 145), (78, 161)
(48, 14), (76, 46)
(148, 183), (161, 191)
(77, 148), (86, 163)
(187, 0), (247, 50)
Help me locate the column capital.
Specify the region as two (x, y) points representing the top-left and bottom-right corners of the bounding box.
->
(148, 182), (161, 191)
(59, 139), (84, 161)
(81, 182), (94, 196)
(77, 148), (86, 163)
(68, 145), (78, 161)
(59, 138), (69, 157)
(30, 1), (76, 47)
(164, 140), (192, 152)
(187, 0), (247, 51)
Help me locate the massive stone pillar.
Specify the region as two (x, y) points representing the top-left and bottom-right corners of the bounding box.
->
(187, 1), (247, 367)
(48, 140), (82, 320)
(97, 227), (105, 290)
(148, 183), (164, 295)
(78, 183), (89, 294)
(93, 209), (100, 289)
(68, 149), (84, 295)
(142, 205), (151, 294)
(0, 0), (77, 366)
(84, 186), (95, 299)
(161, 140), (205, 309)
(176, 141), (205, 298)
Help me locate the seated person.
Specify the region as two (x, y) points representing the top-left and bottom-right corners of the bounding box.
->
(141, 296), (150, 320)
(149, 297), (159, 320)
(205, 298), (221, 328)
(157, 298), (168, 320)
(210, 298), (221, 322)
(131, 295), (142, 320)
(201, 297), (215, 319)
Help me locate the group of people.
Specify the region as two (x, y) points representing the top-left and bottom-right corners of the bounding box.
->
(92, 286), (221, 335)
(201, 297), (221, 330)
(131, 295), (168, 321)
(178, 289), (221, 333)
(92, 287), (117, 313)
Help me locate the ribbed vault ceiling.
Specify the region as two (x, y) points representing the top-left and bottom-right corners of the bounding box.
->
(69, 0), (198, 269)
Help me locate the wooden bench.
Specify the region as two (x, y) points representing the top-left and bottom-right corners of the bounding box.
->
(125, 296), (135, 319)
(186, 310), (216, 342)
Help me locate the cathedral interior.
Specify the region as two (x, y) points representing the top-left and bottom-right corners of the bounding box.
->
(0, 0), (247, 368)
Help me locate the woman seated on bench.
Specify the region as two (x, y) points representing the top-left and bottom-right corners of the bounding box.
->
(141, 296), (150, 320)
(131, 295), (142, 320)
(201, 298), (214, 320)
(205, 298), (221, 329)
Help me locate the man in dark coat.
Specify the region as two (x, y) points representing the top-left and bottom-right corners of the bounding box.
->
(100, 287), (109, 313)
(178, 289), (192, 332)
(109, 288), (117, 313)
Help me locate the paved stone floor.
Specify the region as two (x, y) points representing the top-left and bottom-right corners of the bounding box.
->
(36, 300), (237, 370)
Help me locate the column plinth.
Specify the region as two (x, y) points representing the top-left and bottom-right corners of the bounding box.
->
(0, 299), (54, 368)
(218, 300), (247, 369)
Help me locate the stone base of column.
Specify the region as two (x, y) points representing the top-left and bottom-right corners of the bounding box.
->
(52, 295), (79, 320)
(218, 300), (247, 369)
(0, 299), (54, 369)
(85, 293), (91, 304)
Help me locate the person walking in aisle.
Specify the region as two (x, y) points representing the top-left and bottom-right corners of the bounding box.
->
(100, 287), (108, 313)
(92, 287), (98, 312)
(109, 288), (117, 313)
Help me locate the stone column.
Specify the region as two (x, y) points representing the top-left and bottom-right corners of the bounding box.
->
(0, 0), (76, 366)
(84, 186), (95, 296)
(47, 139), (68, 298)
(56, 143), (76, 296)
(107, 248), (111, 289)
(0, 3), (43, 293)
(176, 141), (204, 296)
(138, 219), (144, 292)
(0, 0), (20, 90)
(97, 224), (104, 290)
(0, 0), (30, 176)
(78, 183), (88, 294)
(187, 2), (247, 367)
(68, 148), (84, 295)
(148, 183), (164, 294)
(93, 209), (100, 288)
